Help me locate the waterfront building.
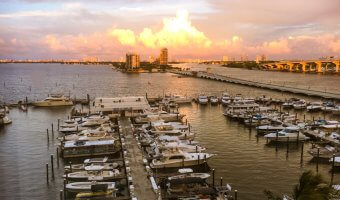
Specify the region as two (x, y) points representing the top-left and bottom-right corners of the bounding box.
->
(159, 48), (168, 65)
(222, 55), (229, 62)
(126, 53), (140, 69)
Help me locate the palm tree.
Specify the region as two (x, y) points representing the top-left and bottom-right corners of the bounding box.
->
(264, 170), (338, 200)
(292, 171), (330, 200)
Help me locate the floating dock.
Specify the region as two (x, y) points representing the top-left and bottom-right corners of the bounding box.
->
(169, 70), (340, 100)
(119, 117), (158, 200)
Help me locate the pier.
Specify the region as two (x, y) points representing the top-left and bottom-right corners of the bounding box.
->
(119, 117), (158, 200)
(169, 70), (340, 100)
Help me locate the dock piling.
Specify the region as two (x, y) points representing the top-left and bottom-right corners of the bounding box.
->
(220, 177), (223, 186)
(235, 190), (238, 200)
(59, 190), (63, 200)
(51, 123), (54, 135)
(275, 132), (278, 152)
(51, 154), (55, 180)
(286, 137), (289, 158)
(212, 169), (215, 188)
(63, 179), (67, 200)
(46, 163), (49, 184)
(57, 119), (60, 131)
(46, 129), (49, 143)
(56, 148), (59, 168)
(316, 148), (320, 173)
(331, 154), (335, 185)
(300, 142), (304, 165)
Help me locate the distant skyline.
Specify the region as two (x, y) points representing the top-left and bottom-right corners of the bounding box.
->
(0, 0), (340, 60)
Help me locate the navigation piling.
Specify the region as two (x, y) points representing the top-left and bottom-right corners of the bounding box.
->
(300, 142), (304, 165)
(212, 169), (215, 188)
(316, 148), (320, 173)
(46, 163), (49, 184)
(331, 154), (335, 185)
(56, 148), (59, 168)
(46, 129), (49, 143)
(286, 137), (289, 158)
(51, 154), (55, 180)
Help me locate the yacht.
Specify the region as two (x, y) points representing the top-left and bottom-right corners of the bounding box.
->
(221, 92), (232, 106)
(308, 145), (339, 159)
(332, 106), (340, 115)
(64, 166), (120, 181)
(171, 94), (192, 104)
(210, 96), (219, 105)
(264, 127), (308, 142)
(168, 168), (210, 181)
(66, 182), (116, 193)
(197, 95), (208, 105)
(307, 102), (323, 112)
(293, 99), (307, 110)
(256, 125), (285, 134)
(32, 94), (73, 107)
(65, 163), (119, 172)
(150, 150), (214, 169)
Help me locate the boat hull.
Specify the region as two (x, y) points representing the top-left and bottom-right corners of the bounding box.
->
(32, 101), (73, 107)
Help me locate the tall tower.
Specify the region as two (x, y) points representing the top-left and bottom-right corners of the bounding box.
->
(126, 53), (140, 69)
(159, 48), (168, 65)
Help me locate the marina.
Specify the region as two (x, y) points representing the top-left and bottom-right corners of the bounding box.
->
(0, 63), (340, 200)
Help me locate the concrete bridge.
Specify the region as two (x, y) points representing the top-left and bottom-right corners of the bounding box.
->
(169, 70), (340, 100)
(261, 60), (340, 74)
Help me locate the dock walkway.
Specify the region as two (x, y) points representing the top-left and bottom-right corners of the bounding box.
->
(170, 70), (340, 100)
(119, 118), (158, 200)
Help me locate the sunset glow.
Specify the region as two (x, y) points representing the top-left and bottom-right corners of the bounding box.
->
(0, 0), (339, 60)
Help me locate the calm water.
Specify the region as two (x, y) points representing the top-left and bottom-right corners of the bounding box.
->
(0, 63), (339, 200)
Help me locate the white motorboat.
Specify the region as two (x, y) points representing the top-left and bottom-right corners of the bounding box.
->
(168, 168), (210, 181)
(152, 141), (205, 153)
(221, 93), (232, 106)
(264, 127), (308, 142)
(293, 100), (307, 110)
(65, 163), (119, 172)
(308, 145), (339, 159)
(3, 115), (12, 124)
(84, 157), (109, 164)
(32, 94), (73, 107)
(150, 150), (215, 169)
(66, 182), (116, 193)
(62, 131), (116, 141)
(332, 106), (340, 115)
(64, 167), (120, 181)
(307, 102), (323, 112)
(256, 125), (285, 134)
(198, 95), (208, 105)
(157, 135), (200, 145)
(171, 94), (192, 104)
(210, 96), (219, 105)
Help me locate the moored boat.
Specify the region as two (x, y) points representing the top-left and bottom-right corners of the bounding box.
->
(32, 94), (73, 107)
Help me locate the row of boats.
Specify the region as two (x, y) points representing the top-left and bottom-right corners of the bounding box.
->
(195, 93), (340, 114)
(57, 114), (125, 199)
(130, 106), (234, 199)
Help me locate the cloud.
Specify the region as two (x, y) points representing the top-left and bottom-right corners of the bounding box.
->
(107, 9), (211, 50)
(109, 29), (136, 46)
(138, 9), (211, 48)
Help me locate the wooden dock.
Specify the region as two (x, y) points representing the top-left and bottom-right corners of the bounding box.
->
(169, 70), (340, 100)
(119, 118), (158, 200)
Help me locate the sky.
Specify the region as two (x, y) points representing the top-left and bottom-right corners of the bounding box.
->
(0, 0), (340, 61)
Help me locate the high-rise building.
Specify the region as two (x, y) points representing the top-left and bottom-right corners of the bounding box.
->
(159, 48), (168, 65)
(222, 56), (229, 62)
(149, 56), (155, 63)
(126, 53), (140, 69)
